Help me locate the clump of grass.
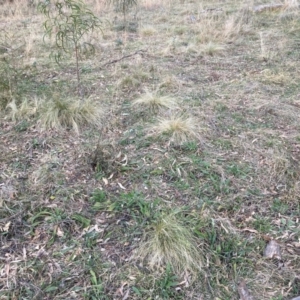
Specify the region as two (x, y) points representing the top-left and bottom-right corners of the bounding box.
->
(200, 41), (225, 56)
(260, 69), (290, 85)
(132, 91), (179, 112)
(7, 96), (103, 133)
(222, 14), (243, 41)
(151, 114), (199, 144)
(140, 25), (157, 36)
(6, 98), (38, 121)
(159, 75), (181, 92)
(39, 97), (103, 133)
(118, 75), (140, 89)
(135, 213), (203, 275)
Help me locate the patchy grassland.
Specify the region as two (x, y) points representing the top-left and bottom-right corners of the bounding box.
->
(1, 0), (300, 299)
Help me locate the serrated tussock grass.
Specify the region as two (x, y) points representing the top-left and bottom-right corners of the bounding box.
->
(40, 97), (103, 133)
(7, 96), (103, 133)
(132, 91), (179, 112)
(200, 41), (225, 56)
(6, 98), (39, 121)
(135, 213), (203, 275)
(151, 114), (200, 144)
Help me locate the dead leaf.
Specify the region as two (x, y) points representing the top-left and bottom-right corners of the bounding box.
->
(237, 279), (254, 300)
(23, 247), (27, 259)
(4, 264), (10, 278)
(116, 151), (122, 159)
(102, 177), (108, 185)
(264, 240), (281, 259)
(122, 289), (130, 300)
(291, 242), (300, 248)
(56, 226), (64, 237)
(118, 182), (126, 190)
(3, 221), (11, 232)
(241, 228), (258, 234)
(121, 154), (128, 166)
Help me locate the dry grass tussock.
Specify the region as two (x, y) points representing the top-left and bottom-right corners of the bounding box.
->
(135, 213), (203, 275)
(7, 98), (39, 120)
(260, 69), (292, 85)
(158, 75), (182, 92)
(199, 41), (225, 56)
(150, 114), (200, 144)
(140, 25), (157, 37)
(7, 96), (103, 133)
(132, 91), (179, 112)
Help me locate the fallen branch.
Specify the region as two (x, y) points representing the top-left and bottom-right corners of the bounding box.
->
(100, 49), (148, 69)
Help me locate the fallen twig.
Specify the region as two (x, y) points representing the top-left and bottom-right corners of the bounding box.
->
(100, 49), (148, 69)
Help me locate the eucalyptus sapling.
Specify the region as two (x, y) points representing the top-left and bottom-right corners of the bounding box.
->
(38, 0), (102, 97)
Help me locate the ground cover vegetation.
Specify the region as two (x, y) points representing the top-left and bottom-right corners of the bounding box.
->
(0, 0), (300, 299)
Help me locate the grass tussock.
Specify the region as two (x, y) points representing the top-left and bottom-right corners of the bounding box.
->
(140, 25), (157, 36)
(132, 91), (179, 112)
(151, 114), (199, 144)
(6, 98), (38, 121)
(260, 69), (292, 85)
(40, 97), (103, 132)
(135, 214), (203, 275)
(200, 41), (225, 56)
(7, 96), (103, 133)
(159, 75), (182, 92)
